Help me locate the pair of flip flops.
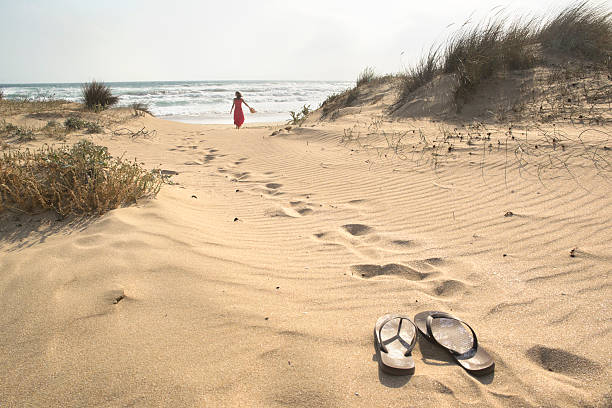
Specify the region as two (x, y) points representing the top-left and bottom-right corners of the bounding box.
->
(374, 311), (495, 376)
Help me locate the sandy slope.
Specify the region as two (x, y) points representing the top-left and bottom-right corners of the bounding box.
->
(1, 114), (610, 407)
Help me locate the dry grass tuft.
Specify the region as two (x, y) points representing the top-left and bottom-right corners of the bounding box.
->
(356, 67), (376, 86)
(539, 1), (612, 66)
(130, 102), (153, 117)
(0, 140), (165, 216)
(82, 81), (119, 111)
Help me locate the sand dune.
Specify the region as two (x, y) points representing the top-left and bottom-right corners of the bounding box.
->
(1, 113), (610, 407)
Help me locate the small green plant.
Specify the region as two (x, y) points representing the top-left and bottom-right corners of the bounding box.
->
(287, 104), (311, 126)
(0, 121), (36, 142)
(130, 102), (152, 117)
(64, 116), (87, 130)
(356, 67), (376, 86)
(85, 122), (102, 134)
(81, 80), (119, 110)
(64, 117), (102, 133)
(0, 140), (165, 216)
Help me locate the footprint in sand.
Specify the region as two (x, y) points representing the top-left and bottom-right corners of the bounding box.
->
(429, 279), (468, 298)
(350, 263), (433, 280)
(341, 223), (373, 236)
(312, 224), (383, 259)
(230, 171), (250, 182)
(265, 205), (313, 218)
(346, 249), (471, 298)
(526, 346), (602, 379)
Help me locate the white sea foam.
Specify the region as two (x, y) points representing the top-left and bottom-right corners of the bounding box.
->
(0, 80), (353, 124)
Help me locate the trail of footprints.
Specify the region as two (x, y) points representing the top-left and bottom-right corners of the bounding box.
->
(215, 152), (470, 299)
(314, 223), (472, 300)
(216, 158), (316, 218)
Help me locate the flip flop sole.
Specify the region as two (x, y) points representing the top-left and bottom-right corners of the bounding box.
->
(374, 314), (416, 375)
(414, 311), (494, 376)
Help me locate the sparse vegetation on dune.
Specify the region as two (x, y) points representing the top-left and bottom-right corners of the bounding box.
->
(64, 117), (103, 133)
(82, 80), (119, 111)
(287, 104), (311, 126)
(356, 67), (376, 86)
(320, 1), (611, 119)
(0, 140), (165, 216)
(319, 70), (397, 118)
(0, 98), (72, 116)
(397, 48), (441, 105)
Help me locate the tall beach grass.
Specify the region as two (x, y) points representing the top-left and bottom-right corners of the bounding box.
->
(386, 1), (610, 110)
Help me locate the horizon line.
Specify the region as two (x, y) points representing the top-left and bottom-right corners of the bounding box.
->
(0, 79), (354, 86)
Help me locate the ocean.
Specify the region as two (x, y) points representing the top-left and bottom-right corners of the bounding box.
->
(0, 80), (353, 124)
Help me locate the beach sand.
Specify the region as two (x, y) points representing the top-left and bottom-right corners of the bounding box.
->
(1, 109), (610, 407)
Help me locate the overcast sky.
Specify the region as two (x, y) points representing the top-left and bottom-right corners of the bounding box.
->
(0, 0), (607, 83)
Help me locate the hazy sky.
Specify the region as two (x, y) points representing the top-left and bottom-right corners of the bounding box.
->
(0, 0), (607, 83)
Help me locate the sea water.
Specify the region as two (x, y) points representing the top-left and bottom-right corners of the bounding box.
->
(0, 80), (353, 124)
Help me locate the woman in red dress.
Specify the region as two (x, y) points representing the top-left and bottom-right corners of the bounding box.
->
(230, 91), (254, 129)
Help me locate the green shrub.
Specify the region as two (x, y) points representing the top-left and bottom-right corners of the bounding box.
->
(64, 116), (87, 130)
(0, 140), (164, 216)
(64, 117), (102, 133)
(81, 80), (119, 110)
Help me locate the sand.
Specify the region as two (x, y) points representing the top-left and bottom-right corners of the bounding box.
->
(0, 110), (610, 407)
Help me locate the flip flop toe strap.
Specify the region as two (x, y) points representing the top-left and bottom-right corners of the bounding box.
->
(425, 312), (479, 359)
(377, 315), (417, 356)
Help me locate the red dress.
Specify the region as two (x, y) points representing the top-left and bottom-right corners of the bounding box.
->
(233, 98), (244, 128)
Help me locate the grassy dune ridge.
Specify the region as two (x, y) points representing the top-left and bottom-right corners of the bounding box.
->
(322, 1), (611, 113)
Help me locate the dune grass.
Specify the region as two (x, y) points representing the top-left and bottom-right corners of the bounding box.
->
(539, 1), (611, 66)
(82, 81), (119, 111)
(0, 140), (164, 216)
(356, 67), (376, 86)
(390, 1), (611, 108)
(396, 48), (442, 106)
(444, 17), (538, 104)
